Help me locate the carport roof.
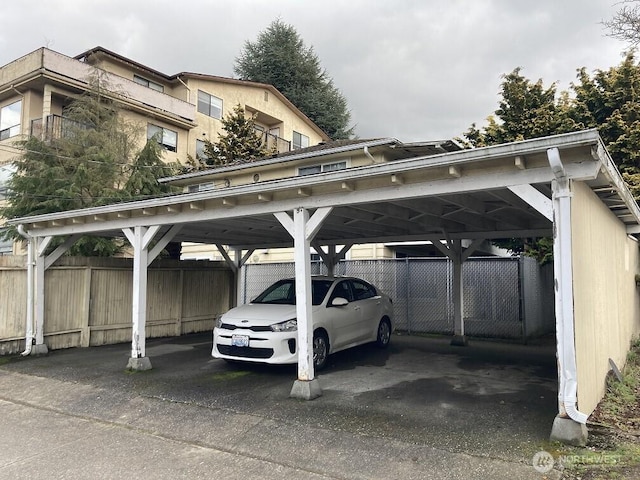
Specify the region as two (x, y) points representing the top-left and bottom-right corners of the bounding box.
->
(8, 129), (640, 249)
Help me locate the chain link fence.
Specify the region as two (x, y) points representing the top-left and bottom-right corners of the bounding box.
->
(240, 257), (554, 341)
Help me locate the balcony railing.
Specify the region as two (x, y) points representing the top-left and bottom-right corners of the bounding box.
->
(30, 115), (88, 142)
(255, 129), (291, 154)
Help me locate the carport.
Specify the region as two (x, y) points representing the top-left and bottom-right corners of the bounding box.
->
(8, 129), (640, 443)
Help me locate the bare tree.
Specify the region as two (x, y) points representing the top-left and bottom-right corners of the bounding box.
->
(604, 0), (640, 45)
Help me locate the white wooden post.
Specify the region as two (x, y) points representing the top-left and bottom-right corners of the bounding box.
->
(132, 226), (149, 363)
(32, 236), (52, 354)
(34, 243), (46, 346)
(293, 207), (314, 382)
(123, 225), (160, 371)
(275, 207), (332, 400)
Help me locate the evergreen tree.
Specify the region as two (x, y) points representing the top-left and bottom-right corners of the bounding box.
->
(234, 19), (353, 140)
(201, 104), (272, 167)
(570, 53), (640, 185)
(463, 68), (579, 147)
(1, 76), (178, 255)
(125, 139), (179, 198)
(463, 55), (640, 261)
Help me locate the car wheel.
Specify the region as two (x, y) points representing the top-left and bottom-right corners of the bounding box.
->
(376, 318), (391, 348)
(313, 331), (329, 371)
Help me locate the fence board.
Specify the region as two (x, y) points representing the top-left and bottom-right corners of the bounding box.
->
(0, 257), (232, 354)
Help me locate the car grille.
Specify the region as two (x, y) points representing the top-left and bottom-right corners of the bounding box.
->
(220, 323), (273, 332)
(217, 345), (274, 359)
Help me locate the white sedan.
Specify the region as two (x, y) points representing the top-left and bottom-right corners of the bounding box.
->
(212, 276), (394, 370)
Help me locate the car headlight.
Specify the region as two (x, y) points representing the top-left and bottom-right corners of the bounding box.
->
(271, 319), (297, 332)
(215, 315), (224, 328)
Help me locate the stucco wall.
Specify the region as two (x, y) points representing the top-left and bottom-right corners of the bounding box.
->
(571, 181), (640, 414)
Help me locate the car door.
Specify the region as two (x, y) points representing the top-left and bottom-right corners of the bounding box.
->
(350, 279), (383, 342)
(326, 279), (361, 349)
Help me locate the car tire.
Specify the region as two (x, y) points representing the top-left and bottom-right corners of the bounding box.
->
(376, 318), (391, 348)
(313, 331), (329, 371)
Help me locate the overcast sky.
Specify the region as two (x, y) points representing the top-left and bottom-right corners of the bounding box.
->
(0, 0), (628, 142)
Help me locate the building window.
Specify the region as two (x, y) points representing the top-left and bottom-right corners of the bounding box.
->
(197, 90), (223, 119)
(187, 182), (214, 193)
(0, 100), (22, 141)
(133, 75), (164, 93)
(298, 161), (347, 176)
(147, 124), (177, 152)
(292, 131), (309, 150)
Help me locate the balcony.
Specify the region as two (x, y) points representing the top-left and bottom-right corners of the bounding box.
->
(255, 129), (291, 154)
(0, 48), (195, 124)
(30, 115), (87, 142)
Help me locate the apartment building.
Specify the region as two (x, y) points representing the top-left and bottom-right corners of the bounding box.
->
(0, 46), (329, 254)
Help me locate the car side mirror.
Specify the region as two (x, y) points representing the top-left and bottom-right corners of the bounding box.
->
(330, 297), (349, 307)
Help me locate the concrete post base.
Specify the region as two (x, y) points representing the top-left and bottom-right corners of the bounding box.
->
(450, 335), (468, 346)
(30, 344), (48, 356)
(290, 379), (322, 400)
(549, 415), (588, 446)
(126, 357), (152, 371)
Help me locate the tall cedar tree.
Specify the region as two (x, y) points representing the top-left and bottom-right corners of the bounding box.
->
(234, 19), (353, 140)
(1, 75), (178, 256)
(200, 104), (273, 167)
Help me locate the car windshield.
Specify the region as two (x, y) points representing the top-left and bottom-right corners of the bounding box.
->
(252, 279), (333, 306)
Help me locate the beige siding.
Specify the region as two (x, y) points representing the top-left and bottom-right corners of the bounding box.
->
(571, 181), (640, 414)
(0, 257), (233, 354)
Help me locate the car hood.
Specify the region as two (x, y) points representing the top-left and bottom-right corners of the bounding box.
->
(221, 303), (319, 327)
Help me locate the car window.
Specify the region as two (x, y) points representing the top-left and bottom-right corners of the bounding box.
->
(329, 280), (354, 303)
(253, 280), (295, 304)
(253, 279), (334, 306)
(312, 280), (333, 305)
(351, 279), (377, 300)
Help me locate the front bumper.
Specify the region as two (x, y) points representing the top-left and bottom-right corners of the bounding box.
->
(212, 327), (298, 364)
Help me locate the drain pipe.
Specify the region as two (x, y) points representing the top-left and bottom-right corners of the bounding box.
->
(548, 148), (589, 424)
(16, 224), (34, 356)
(363, 145), (376, 164)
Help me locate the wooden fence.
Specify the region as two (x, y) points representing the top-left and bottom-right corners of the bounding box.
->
(0, 256), (233, 355)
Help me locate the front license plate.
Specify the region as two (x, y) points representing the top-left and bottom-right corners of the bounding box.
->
(231, 334), (249, 347)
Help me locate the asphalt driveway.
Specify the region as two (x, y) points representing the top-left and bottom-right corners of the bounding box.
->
(0, 333), (560, 479)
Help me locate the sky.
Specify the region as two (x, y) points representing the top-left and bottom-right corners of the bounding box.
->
(0, 0), (629, 142)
